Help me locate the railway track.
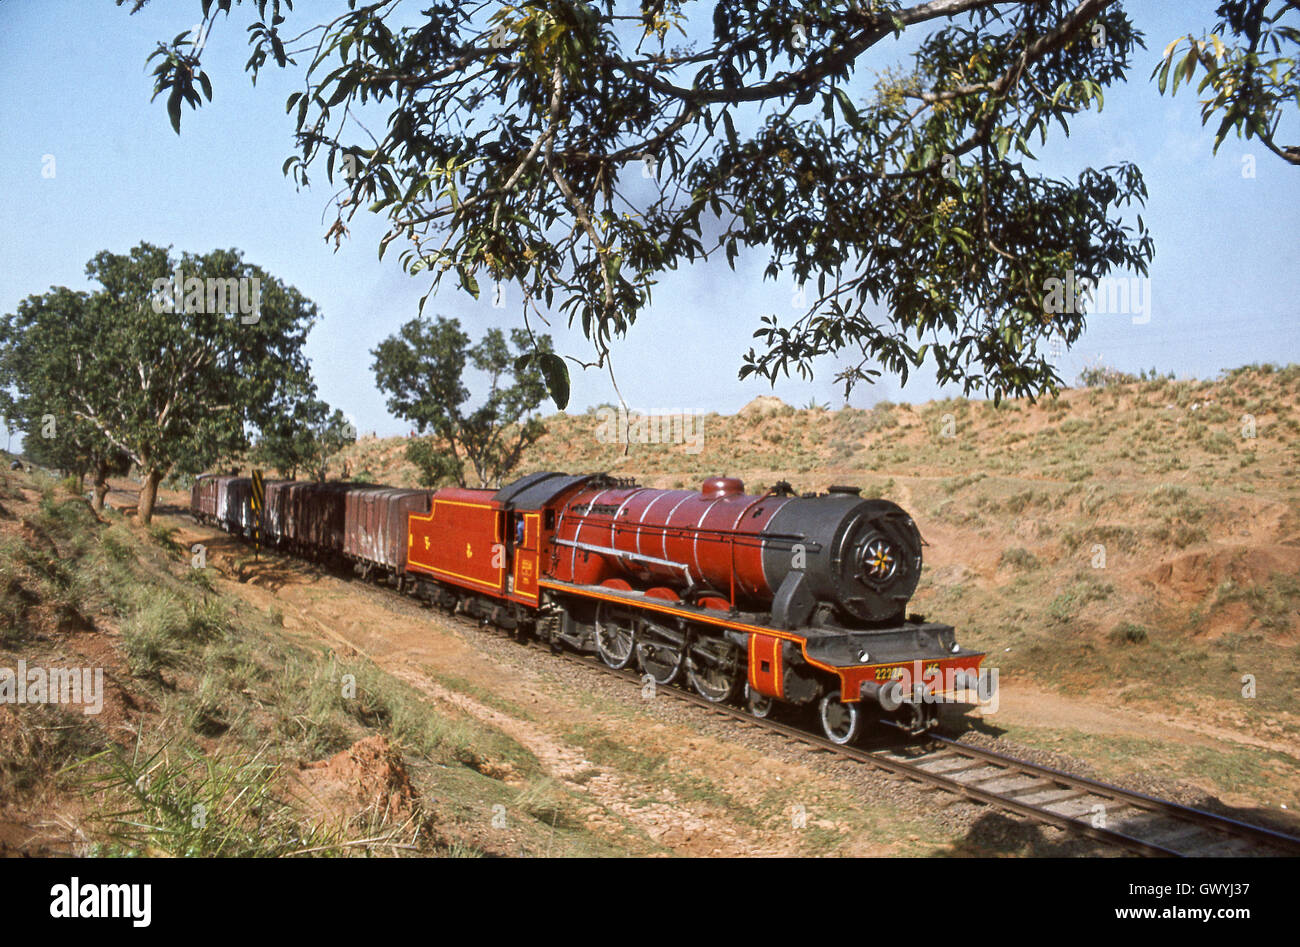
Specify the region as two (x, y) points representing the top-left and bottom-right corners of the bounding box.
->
(547, 643), (1300, 856)
(186, 510), (1300, 858)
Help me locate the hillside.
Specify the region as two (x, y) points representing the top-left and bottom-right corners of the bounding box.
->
(335, 365), (1300, 789)
(0, 474), (638, 856)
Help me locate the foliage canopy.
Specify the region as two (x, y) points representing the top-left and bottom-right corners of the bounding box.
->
(0, 243), (319, 521)
(130, 0), (1296, 403)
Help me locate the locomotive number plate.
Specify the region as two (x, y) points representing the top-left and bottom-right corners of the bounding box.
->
(874, 662), (939, 680)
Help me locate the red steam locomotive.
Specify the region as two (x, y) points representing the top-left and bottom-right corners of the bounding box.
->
(193, 471), (990, 743)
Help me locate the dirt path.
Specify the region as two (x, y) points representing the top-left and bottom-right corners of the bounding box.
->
(994, 681), (1300, 759)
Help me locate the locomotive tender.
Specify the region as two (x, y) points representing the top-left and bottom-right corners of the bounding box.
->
(193, 471), (989, 743)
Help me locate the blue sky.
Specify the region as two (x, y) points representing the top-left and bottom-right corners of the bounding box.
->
(1, 1), (1297, 440)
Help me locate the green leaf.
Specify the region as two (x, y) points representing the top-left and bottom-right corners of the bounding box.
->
(834, 87), (859, 125)
(995, 128), (1010, 160)
(722, 109), (738, 151)
(537, 352), (570, 410)
(458, 267), (480, 299)
(325, 75), (354, 108)
(167, 88), (183, 134)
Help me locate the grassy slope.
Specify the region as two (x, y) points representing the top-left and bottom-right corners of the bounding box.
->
(336, 366), (1300, 786)
(0, 471), (642, 856)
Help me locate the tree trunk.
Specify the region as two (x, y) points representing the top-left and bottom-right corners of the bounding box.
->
(90, 460), (110, 512)
(137, 468), (165, 523)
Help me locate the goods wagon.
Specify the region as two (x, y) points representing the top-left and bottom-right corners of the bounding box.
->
(191, 474), (225, 525)
(343, 488), (432, 578)
(284, 482), (355, 560)
(215, 477), (252, 534)
(263, 479), (294, 545)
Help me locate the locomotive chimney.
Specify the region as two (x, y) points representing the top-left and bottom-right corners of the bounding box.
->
(700, 476), (744, 499)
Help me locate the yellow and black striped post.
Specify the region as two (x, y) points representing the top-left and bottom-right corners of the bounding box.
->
(250, 469), (264, 560)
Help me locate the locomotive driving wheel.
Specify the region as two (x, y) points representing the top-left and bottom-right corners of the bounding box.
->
(687, 637), (743, 703)
(594, 603), (637, 669)
(635, 616), (684, 685)
(818, 690), (862, 745)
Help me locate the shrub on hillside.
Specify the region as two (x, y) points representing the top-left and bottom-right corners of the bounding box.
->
(1078, 364), (1138, 388)
(999, 547), (1040, 572)
(1108, 622), (1149, 645)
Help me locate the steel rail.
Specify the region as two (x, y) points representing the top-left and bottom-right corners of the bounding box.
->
(923, 734), (1300, 855)
(538, 645), (1183, 857)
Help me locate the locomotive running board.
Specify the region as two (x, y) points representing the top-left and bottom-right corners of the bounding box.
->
(537, 579), (987, 673)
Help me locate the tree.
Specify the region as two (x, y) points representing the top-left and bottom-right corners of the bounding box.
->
(371, 316), (550, 487)
(129, 1), (1295, 403)
(1154, 1), (1298, 165)
(0, 288), (133, 510)
(252, 398), (358, 481)
(403, 437), (465, 489)
(305, 408), (360, 480)
(247, 380), (315, 480)
(0, 243), (318, 523)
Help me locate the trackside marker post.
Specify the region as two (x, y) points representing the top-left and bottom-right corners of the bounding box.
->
(250, 469), (264, 561)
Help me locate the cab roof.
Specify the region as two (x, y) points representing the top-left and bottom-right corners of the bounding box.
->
(492, 472), (589, 510)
